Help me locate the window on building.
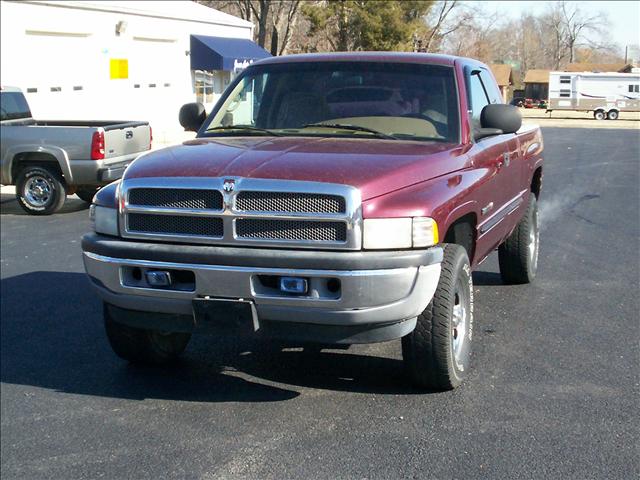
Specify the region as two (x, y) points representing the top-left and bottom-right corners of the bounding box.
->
(629, 85), (633, 92)
(636, 85), (639, 93)
(194, 70), (214, 104)
(560, 76), (571, 84)
(560, 89), (571, 98)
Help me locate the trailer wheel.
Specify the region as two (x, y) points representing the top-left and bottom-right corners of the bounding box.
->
(593, 110), (606, 120)
(607, 110), (619, 120)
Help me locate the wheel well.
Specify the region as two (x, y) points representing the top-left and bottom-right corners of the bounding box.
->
(11, 153), (64, 185)
(531, 167), (543, 199)
(443, 213), (476, 263)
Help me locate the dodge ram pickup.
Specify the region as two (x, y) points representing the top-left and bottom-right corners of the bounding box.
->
(1, 87), (151, 214)
(81, 53), (544, 390)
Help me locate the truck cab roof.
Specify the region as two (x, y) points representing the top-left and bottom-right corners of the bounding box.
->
(252, 52), (476, 68)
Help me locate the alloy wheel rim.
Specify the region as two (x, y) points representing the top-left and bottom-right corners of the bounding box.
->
(529, 209), (539, 273)
(452, 284), (468, 368)
(24, 176), (53, 207)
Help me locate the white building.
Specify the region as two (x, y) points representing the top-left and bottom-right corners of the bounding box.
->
(0, 0), (270, 144)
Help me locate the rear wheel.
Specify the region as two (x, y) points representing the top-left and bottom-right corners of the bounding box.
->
(15, 165), (66, 215)
(402, 244), (473, 391)
(76, 187), (99, 203)
(104, 303), (191, 365)
(498, 194), (539, 284)
(593, 110), (606, 120)
(607, 110), (619, 120)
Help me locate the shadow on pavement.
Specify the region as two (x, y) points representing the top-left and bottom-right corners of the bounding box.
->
(1, 271), (432, 401)
(472, 271), (504, 286)
(0, 193), (89, 215)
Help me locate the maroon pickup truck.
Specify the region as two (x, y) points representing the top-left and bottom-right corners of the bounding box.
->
(82, 53), (543, 390)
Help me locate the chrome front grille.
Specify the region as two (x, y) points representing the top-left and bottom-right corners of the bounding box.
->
(236, 191), (346, 214)
(129, 188), (223, 210)
(128, 213), (223, 237)
(120, 177), (362, 250)
(236, 219), (347, 242)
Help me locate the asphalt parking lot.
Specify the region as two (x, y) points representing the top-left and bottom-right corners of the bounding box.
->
(1, 128), (638, 479)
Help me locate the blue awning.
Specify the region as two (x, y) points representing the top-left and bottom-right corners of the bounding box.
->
(190, 35), (271, 72)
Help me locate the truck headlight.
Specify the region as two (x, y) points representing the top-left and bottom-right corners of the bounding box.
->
(363, 217), (438, 250)
(89, 205), (119, 236)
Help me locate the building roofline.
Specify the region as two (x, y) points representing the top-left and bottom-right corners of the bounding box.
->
(14, 0), (253, 30)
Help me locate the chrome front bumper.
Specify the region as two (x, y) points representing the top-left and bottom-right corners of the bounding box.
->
(82, 234), (443, 343)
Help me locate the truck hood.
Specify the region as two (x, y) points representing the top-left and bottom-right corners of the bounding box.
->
(124, 136), (465, 200)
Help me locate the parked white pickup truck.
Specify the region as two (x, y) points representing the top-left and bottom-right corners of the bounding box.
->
(0, 87), (152, 214)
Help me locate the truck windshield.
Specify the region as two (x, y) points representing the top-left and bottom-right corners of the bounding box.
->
(204, 62), (459, 143)
(0, 92), (31, 121)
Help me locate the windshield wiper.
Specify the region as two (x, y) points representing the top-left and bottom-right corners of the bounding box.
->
(205, 125), (282, 136)
(302, 123), (398, 140)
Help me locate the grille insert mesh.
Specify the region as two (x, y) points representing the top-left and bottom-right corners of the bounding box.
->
(236, 191), (345, 214)
(236, 219), (347, 242)
(128, 188), (223, 210)
(128, 213), (223, 237)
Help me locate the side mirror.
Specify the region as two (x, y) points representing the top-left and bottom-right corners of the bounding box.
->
(475, 104), (522, 140)
(179, 102), (206, 132)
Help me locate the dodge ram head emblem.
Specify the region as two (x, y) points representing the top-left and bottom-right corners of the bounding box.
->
(223, 179), (235, 192)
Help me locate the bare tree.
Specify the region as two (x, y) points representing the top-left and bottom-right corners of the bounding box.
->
(541, 4), (567, 70)
(438, 5), (498, 63)
(560, 1), (603, 63)
(270, 0), (301, 55)
(422, 0), (457, 52)
(198, 1), (301, 55)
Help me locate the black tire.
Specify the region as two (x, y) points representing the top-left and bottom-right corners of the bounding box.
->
(76, 187), (99, 203)
(104, 304), (191, 365)
(593, 110), (606, 120)
(607, 110), (619, 120)
(498, 194), (539, 284)
(15, 165), (66, 215)
(402, 244), (473, 391)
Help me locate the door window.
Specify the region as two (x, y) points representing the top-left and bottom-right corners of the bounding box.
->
(469, 73), (490, 129)
(479, 70), (502, 104)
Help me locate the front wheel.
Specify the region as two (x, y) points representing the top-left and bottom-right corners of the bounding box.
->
(402, 244), (473, 391)
(607, 110), (619, 120)
(498, 194), (539, 284)
(593, 110), (606, 120)
(104, 304), (191, 365)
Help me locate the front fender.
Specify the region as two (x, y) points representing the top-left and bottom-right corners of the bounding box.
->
(361, 169), (483, 236)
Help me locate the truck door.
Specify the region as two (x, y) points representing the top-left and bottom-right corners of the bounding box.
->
(466, 68), (526, 256)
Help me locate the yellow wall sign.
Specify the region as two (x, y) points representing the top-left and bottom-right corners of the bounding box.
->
(110, 59), (128, 79)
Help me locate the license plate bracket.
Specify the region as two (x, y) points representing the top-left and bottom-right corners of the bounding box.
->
(192, 298), (258, 333)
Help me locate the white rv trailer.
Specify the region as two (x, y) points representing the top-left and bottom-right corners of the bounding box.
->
(548, 71), (640, 120)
